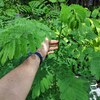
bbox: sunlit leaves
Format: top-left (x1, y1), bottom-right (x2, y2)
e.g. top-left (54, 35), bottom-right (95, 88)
top-left (91, 9), bottom-right (100, 18)
top-left (59, 5), bottom-right (100, 100)
top-left (60, 4), bottom-right (88, 24)
top-left (49, 0), bottom-right (57, 3)
top-left (0, 1), bottom-right (100, 100)
top-left (70, 5), bottom-right (88, 21)
top-left (60, 4), bottom-right (71, 23)
top-left (0, 18), bottom-right (52, 64)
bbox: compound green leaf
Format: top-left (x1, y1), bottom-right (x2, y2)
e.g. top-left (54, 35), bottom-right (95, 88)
top-left (1, 45), bottom-right (9, 65)
top-left (14, 38), bottom-right (21, 59)
top-left (28, 34), bottom-right (36, 52)
top-left (8, 40), bottom-right (16, 60)
top-left (32, 81), bottom-right (40, 99)
top-left (70, 4), bottom-right (87, 21)
top-left (20, 36), bottom-right (28, 56)
top-left (49, 0), bottom-right (57, 3)
top-left (57, 74), bottom-right (89, 100)
top-left (91, 9), bottom-right (99, 18)
top-left (60, 4), bottom-right (71, 23)
top-left (90, 52), bottom-right (100, 80)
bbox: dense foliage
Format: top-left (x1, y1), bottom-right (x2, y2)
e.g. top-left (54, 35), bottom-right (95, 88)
top-left (0, 0), bottom-right (100, 100)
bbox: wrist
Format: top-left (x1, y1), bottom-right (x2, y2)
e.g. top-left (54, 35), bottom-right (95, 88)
top-left (34, 52), bottom-right (43, 64)
top-left (27, 50), bottom-right (46, 65)
top-left (26, 53), bottom-right (40, 66)
top-left (37, 48), bottom-right (47, 60)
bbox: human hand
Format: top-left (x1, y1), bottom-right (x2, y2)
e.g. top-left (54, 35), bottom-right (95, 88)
top-left (37, 38), bottom-right (58, 59)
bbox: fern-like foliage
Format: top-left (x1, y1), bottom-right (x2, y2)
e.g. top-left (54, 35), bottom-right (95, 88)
top-left (0, 1), bottom-right (100, 100)
top-left (57, 73), bottom-right (89, 100)
top-left (90, 52), bottom-right (100, 80)
top-left (0, 18), bottom-right (53, 65)
top-left (32, 71), bottom-right (53, 99)
top-left (29, 0), bottom-right (48, 16)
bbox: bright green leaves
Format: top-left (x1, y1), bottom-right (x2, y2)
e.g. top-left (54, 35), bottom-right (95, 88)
top-left (0, 40), bottom-right (15, 65)
top-left (60, 4), bottom-right (89, 30)
top-left (0, 45), bottom-right (8, 65)
top-left (5, 9), bottom-right (17, 17)
top-left (60, 4), bottom-right (71, 23)
top-left (20, 36), bottom-right (28, 55)
top-left (0, 18), bottom-right (52, 65)
top-left (90, 52), bottom-right (100, 80)
top-left (70, 5), bottom-right (88, 21)
top-left (40, 73), bottom-right (53, 92)
top-left (8, 40), bottom-right (16, 60)
top-left (14, 39), bottom-right (21, 59)
top-left (28, 34), bottom-right (36, 52)
top-left (58, 5), bottom-right (100, 100)
top-left (79, 23), bottom-right (97, 40)
top-left (32, 73), bottom-right (53, 99)
top-left (91, 8), bottom-right (100, 18)
top-left (91, 19), bottom-right (100, 35)
top-left (58, 74), bottom-right (89, 100)
top-left (49, 0), bottom-right (66, 3)
top-left (0, 1), bottom-right (100, 100)
top-left (49, 0), bottom-right (57, 3)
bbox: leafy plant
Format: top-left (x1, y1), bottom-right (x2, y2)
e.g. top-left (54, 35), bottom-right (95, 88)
top-left (91, 7), bottom-right (100, 18)
top-left (49, 0), bottom-right (67, 3)
top-left (0, 1), bottom-right (100, 100)
top-left (0, 18), bottom-right (53, 65)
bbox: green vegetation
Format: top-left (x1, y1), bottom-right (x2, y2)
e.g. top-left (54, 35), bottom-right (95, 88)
top-left (0, 0), bottom-right (100, 100)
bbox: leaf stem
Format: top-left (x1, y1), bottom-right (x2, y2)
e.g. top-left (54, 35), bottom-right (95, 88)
top-left (57, 22), bottom-right (62, 59)
top-left (53, 22), bottom-right (62, 99)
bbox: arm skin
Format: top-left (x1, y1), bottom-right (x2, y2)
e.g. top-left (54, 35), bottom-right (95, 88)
top-left (0, 38), bottom-right (58, 100)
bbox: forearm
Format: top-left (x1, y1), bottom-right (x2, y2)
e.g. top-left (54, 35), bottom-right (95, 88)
top-left (0, 54), bottom-right (40, 100)
top-left (0, 38), bottom-right (58, 100)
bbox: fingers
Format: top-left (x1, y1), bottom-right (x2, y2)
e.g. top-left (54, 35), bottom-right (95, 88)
top-left (49, 44), bottom-right (58, 47)
top-left (49, 46), bottom-right (58, 51)
top-left (48, 39), bottom-right (58, 54)
top-left (39, 38), bottom-right (58, 58)
top-left (48, 51), bottom-right (54, 54)
top-left (49, 40), bottom-right (58, 51)
top-left (42, 38), bottom-right (58, 55)
top-left (44, 37), bottom-right (58, 46)
top-left (48, 43), bottom-right (58, 55)
top-left (49, 40), bottom-right (59, 45)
